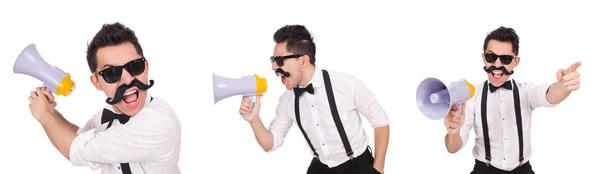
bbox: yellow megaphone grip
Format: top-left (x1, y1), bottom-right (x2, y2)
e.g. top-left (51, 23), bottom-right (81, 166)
top-left (464, 79), bottom-right (476, 99)
top-left (55, 73), bottom-right (75, 96)
top-left (255, 74), bottom-right (267, 95)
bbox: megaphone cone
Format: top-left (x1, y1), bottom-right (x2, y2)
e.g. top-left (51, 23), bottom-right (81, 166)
top-left (416, 77), bottom-right (475, 120)
top-left (13, 44), bottom-right (75, 96)
top-left (212, 73), bottom-right (267, 118)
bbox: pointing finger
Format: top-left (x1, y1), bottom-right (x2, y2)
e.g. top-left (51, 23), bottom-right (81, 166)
top-left (566, 61), bottom-right (582, 73)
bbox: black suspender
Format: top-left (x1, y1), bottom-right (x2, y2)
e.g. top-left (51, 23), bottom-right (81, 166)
top-left (103, 97), bottom-right (153, 174)
top-left (322, 70), bottom-right (354, 159)
top-left (512, 81), bottom-right (525, 165)
top-left (294, 69), bottom-right (354, 160)
top-left (481, 81), bottom-right (492, 165)
top-left (295, 91), bottom-right (319, 157)
top-left (481, 80), bottom-right (524, 166)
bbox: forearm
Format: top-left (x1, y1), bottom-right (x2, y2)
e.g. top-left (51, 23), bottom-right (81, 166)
top-left (54, 109), bottom-right (79, 133)
top-left (39, 111), bottom-right (78, 160)
top-left (249, 115), bottom-right (274, 152)
top-left (373, 125), bottom-right (389, 169)
top-left (546, 82), bottom-right (571, 104)
top-left (445, 133), bottom-right (462, 153)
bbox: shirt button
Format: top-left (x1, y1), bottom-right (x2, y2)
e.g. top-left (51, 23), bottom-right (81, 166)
top-left (500, 99), bottom-right (503, 102)
top-left (503, 158), bottom-right (506, 160)
top-left (311, 105), bottom-right (314, 107)
top-left (316, 124), bottom-right (319, 126)
top-left (502, 118), bottom-right (505, 121)
top-left (118, 167), bottom-right (121, 169)
top-left (322, 143), bottom-right (325, 146)
top-left (504, 138), bottom-right (507, 141)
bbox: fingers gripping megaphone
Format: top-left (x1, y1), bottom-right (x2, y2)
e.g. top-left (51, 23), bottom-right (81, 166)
top-left (13, 44), bottom-right (76, 96)
top-left (416, 78), bottom-right (475, 120)
top-left (212, 73), bottom-right (267, 118)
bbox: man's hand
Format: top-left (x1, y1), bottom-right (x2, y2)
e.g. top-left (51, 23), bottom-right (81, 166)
top-left (239, 95), bottom-right (263, 123)
top-left (556, 61), bottom-right (581, 91)
top-left (444, 104), bottom-right (466, 135)
top-left (29, 86), bottom-right (57, 122)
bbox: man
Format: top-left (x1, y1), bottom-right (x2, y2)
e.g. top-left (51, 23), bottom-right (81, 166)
top-left (238, 24), bottom-right (390, 174)
top-left (27, 22), bottom-right (181, 174)
top-left (443, 26), bottom-right (581, 174)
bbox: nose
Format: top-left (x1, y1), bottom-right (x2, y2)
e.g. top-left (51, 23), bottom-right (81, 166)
top-left (493, 56), bottom-right (503, 67)
top-left (271, 61), bottom-right (279, 70)
top-left (119, 68), bottom-right (135, 85)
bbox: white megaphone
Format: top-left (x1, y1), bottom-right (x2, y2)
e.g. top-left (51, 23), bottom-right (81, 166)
top-left (213, 73), bottom-right (268, 118)
top-left (416, 78), bottom-right (475, 120)
top-left (13, 44), bottom-right (76, 96)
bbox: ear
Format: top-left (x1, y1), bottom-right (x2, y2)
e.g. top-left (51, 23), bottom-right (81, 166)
top-left (301, 55), bottom-right (310, 67)
top-left (90, 75), bottom-right (102, 91)
top-left (514, 56), bottom-right (520, 66)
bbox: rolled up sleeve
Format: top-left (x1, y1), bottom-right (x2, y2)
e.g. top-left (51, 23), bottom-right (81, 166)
top-left (352, 78), bottom-right (390, 128)
top-left (526, 82), bottom-right (557, 109)
top-left (459, 99), bottom-right (476, 149)
top-left (69, 108), bottom-right (176, 168)
top-left (267, 95), bottom-right (294, 153)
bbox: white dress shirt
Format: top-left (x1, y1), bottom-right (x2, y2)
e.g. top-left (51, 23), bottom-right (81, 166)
top-left (268, 67), bottom-right (390, 168)
top-left (69, 93), bottom-right (181, 174)
top-left (460, 77), bottom-right (556, 171)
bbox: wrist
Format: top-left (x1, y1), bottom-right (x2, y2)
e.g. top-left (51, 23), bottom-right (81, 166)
top-left (38, 111), bottom-right (56, 125)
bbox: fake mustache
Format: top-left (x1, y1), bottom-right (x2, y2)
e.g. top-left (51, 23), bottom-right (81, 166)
top-left (106, 79), bottom-right (154, 105)
top-left (275, 68), bottom-right (290, 77)
top-left (483, 66), bottom-right (514, 75)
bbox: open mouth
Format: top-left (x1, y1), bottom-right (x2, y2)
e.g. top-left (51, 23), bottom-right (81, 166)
top-left (492, 71), bottom-right (504, 79)
top-left (280, 75), bottom-right (286, 85)
top-left (123, 88), bottom-right (140, 108)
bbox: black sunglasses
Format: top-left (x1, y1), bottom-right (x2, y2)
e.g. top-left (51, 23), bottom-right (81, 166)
top-left (94, 57), bottom-right (146, 83)
top-left (270, 54), bottom-right (303, 66)
top-left (484, 53), bottom-right (516, 65)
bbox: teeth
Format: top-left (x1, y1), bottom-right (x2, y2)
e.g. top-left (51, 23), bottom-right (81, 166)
top-left (493, 72), bottom-right (503, 75)
top-left (124, 90), bottom-right (137, 96)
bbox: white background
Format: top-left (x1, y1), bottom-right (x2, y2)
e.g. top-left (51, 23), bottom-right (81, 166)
top-left (0, 0), bottom-right (598, 173)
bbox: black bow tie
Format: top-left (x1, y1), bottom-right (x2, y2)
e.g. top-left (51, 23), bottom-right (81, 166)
top-left (294, 83), bottom-right (314, 97)
top-left (101, 108), bottom-right (131, 129)
top-left (489, 80), bottom-right (513, 93)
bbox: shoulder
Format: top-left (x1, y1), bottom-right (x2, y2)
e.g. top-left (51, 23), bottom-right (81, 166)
top-left (322, 69), bottom-right (356, 82)
top-left (135, 97), bottom-right (180, 130)
top-left (147, 97), bottom-right (176, 116)
top-left (321, 69), bottom-right (360, 90)
top-left (512, 79), bottom-right (537, 90)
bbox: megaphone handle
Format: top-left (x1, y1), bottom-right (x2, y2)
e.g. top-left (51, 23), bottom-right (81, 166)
top-left (455, 103), bottom-right (463, 115)
top-left (42, 83), bottom-right (55, 95)
top-left (242, 95), bottom-right (255, 118)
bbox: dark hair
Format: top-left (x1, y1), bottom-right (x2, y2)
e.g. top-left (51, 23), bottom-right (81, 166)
top-left (273, 25), bottom-right (316, 65)
top-left (86, 22), bottom-right (144, 73)
top-left (483, 26), bottom-right (520, 56)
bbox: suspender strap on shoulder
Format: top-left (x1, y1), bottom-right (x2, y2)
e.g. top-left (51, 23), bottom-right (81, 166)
top-left (322, 70), bottom-right (354, 159)
top-left (481, 80), bottom-right (492, 166)
top-left (511, 79), bottom-right (525, 166)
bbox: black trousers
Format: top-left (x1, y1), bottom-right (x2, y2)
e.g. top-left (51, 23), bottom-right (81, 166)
top-left (470, 159), bottom-right (534, 174)
top-left (306, 147), bottom-right (381, 174)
